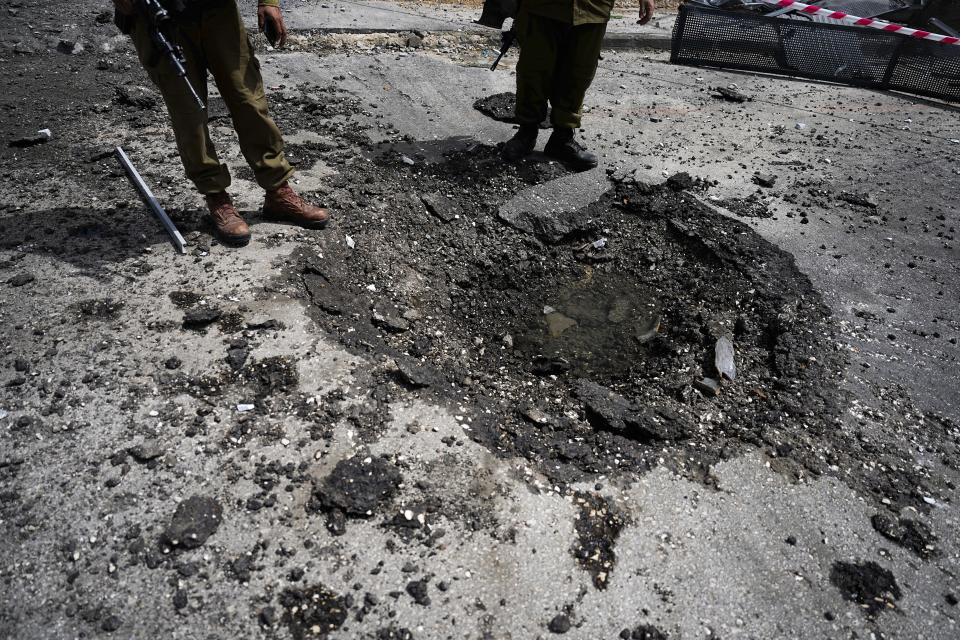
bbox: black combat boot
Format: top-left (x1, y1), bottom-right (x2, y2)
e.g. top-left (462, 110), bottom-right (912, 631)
top-left (544, 128), bottom-right (598, 171)
top-left (502, 124), bottom-right (539, 162)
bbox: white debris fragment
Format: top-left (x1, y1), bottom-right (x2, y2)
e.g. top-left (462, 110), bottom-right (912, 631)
top-left (345, 235), bottom-right (355, 249)
top-left (236, 404), bottom-right (255, 412)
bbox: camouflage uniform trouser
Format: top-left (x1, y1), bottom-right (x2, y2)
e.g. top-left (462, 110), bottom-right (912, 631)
top-left (515, 12), bottom-right (607, 130)
top-left (130, 1), bottom-right (293, 194)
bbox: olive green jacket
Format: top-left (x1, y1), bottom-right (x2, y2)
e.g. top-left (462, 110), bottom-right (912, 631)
top-left (524, 0), bottom-right (615, 25)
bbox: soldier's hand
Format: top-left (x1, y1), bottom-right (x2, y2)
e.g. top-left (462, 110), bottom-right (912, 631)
top-left (637, 0), bottom-right (655, 25)
top-left (113, 0), bottom-right (135, 15)
top-left (258, 4), bottom-right (288, 48)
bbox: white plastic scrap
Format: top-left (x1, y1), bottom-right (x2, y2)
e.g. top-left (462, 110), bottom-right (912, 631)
top-left (237, 404), bottom-right (255, 412)
top-left (345, 235), bottom-right (355, 249)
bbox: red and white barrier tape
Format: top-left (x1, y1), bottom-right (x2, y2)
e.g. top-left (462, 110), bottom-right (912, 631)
top-left (758, 0), bottom-right (960, 46)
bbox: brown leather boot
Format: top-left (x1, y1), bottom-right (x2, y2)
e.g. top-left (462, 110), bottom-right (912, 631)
top-left (263, 183), bottom-right (330, 229)
top-left (205, 192), bottom-right (250, 247)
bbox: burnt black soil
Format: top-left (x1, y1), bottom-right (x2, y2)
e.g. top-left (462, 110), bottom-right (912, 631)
top-left (830, 560), bottom-right (902, 617)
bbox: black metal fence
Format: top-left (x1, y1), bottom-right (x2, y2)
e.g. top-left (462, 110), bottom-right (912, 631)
top-left (671, 4), bottom-right (960, 102)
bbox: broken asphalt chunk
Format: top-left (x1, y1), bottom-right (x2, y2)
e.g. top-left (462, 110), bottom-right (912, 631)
top-left (405, 580), bottom-right (431, 606)
top-left (9, 129), bottom-right (51, 148)
top-left (713, 86), bottom-right (750, 103)
top-left (694, 377), bottom-right (721, 397)
top-left (576, 380), bottom-right (691, 442)
top-left (839, 191), bottom-right (878, 208)
top-left (372, 307), bottom-right (410, 333)
top-left (666, 172), bottom-right (694, 192)
top-left (420, 192), bottom-right (460, 223)
top-left (309, 456), bottom-right (403, 518)
top-left (548, 614), bottom-right (571, 634)
top-left (394, 360), bottom-right (435, 389)
top-left (576, 379), bottom-right (634, 433)
top-left (161, 496), bottom-right (223, 549)
top-left (128, 441), bottom-right (163, 463)
top-left (114, 85), bottom-right (159, 110)
top-left (499, 205), bottom-right (588, 244)
top-left (182, 307), bottom-right (221, 329)
top-left (752, 173), bottom-right (777, 188)
top-left (8, 272), bottom-right (35, 287)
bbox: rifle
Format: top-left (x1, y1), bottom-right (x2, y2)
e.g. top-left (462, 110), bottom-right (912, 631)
top-left (477, 0), bottom-right (520, 71)
top-left (117, 0), bottom-right (205, 111)
top-left (491, 27), bottom-right (517, 71)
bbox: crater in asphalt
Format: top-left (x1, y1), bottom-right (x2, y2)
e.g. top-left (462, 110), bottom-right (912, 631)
top-left (283, 134), bottom-right (854, 494)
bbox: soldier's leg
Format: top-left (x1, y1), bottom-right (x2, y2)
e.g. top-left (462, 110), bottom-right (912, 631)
top-left (549, 22), bottom-right (607, 130)
top-left (199, 1), bottom-right (293, 192)
top-left (128, 17), bottom-right (231, 194)
top-left (504, 12), bottom-right (563, 160)
top-left (515, 12), bottom-right (561, 126)
top-left (543, 22), bottom-right (606, 170)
